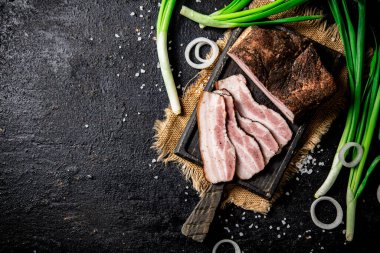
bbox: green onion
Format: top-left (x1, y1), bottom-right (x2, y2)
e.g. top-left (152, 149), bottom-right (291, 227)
top-left (210, 0), bottom-right (252, 16)
top-left (199, 0), bottom-right (252, 28)
top-left (316, 0), bottom-right (380, 241)
top-left (180, 0), bottom-right (320, 29)
top-left (157, 0), bottom-right (181, 115)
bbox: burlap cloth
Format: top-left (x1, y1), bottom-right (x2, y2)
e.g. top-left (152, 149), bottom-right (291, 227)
top-left (153, 1), bottom-right (347, 214)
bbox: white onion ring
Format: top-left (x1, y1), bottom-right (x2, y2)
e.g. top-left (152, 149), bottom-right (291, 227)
top-left (338, 142), bottom-right (363, 168)
top-left (377, 185), bottom-right (380, 204)
top-left (185, 37), bottom-right (219, 69)
top-left (212, 239), bottom-right (241, 253)
top-left (310, 196), bottom-right (343, 230)
top-left (194, 41), bottom-right (208, 63)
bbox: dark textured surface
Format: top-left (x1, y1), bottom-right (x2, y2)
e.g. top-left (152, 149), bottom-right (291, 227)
top-left (0, 1), bottom-right (379, 252)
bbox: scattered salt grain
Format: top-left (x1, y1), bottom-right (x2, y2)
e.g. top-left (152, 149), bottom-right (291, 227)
top-left (84, 124), bottom-right (89, 128)
top-left (135, 72), bottom-right (140, 77)
top-left (286, 224), bottom-right (290, 229)
top-left (116, 73), bottom-right (120, 77)
top-left (241, 217), bottom-right (246, 220)
top-left (154, 176), bottom-right (158, 180)
top-left (139, 6), bottom-right (143, 11)
top-left (140, 69), bottom-right (145, 73)
top-left (138, 37), bottom-right (142, 41)
top-left (130, 12), bottom-right (135, 16)
top-left (285, 192), bottom-right (290, 196)
top-left (249, 224), bottom-right (253, 229)
top-left (89, 37), bottom-right (93, 41)
top-left (277, 234), bottom-right (281, 238)
top-left (255, 225), bottom-right (258, 229)
top-left (115, 33), bottom-right (120, 38)
top-left (276, 227), bottom-right (280, 230)
top-left (184, 192), bottom-right (188, 195)
top-left (185, 186), bottom-right (189, 189)
top-left (235, 224), bottom-right (239, 228)
top-left (281, 220), bottom-right (286, 225)
top-left (239, 232), bottom-right (244, 237)
top-left (269, 225), bottom-right (273, 229)
top-left (152, 159), bottom-right (157, 163)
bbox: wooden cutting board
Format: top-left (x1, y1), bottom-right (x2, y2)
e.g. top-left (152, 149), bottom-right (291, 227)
top-left (174, 26), bottom-right (344, 200)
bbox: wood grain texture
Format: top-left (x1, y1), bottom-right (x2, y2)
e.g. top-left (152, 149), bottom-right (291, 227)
top-left (181, 184), bottom-right (225, 242)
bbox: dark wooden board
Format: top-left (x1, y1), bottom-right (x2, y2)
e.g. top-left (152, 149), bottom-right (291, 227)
top-left (174, 26), bottom-right (343, 200)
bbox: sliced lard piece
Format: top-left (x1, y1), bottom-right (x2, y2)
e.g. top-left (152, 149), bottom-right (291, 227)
top-left (236, 113), bottom-right (279, 164)
top-left (215, 90), bottom-right (265, 180)
top-left (197, 91), bottom-right (236, 184)
top-left (228, 26), bottom-right (336, 122)
top-left (215, 74), bottom-right (292, 148)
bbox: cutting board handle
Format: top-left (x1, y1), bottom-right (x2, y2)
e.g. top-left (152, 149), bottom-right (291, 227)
top-left (181, 183), bottom-right (225, 242)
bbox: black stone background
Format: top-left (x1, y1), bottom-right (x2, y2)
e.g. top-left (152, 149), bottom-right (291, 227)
top-left (0, 0), bottom-right (379, 252)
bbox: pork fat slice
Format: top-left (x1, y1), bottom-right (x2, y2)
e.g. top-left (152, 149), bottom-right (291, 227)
top-left (215, 74), bottom-right (292, 148)
top-left (215, 90), bottom-right (265, 180)
top-left (197, 92), bottom-right (236, 184)
top-left (237, 113), bottom-right (279, 164)
top-left (228, 26), bottom-right (336, 122)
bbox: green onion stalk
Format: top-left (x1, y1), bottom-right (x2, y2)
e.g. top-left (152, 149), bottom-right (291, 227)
top-left (157, 0), bottom-right (181, 115)
top-left (314, 0), bottom-right (380, 241)
top-left (180, 0), bottom-right (322, 29)
top-left (346, 44), bottom-right (380, 241)
top-left (314, 0), bottom-right (365, 198)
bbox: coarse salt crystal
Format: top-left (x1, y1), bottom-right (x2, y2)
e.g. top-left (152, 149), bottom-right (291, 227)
top-left (115, 33), bottom-right (120, 38)
top-left (153, 176), bottom-right (158, 179)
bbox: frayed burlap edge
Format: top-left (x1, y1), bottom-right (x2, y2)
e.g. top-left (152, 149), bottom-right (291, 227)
top-left (153, 3), bottom-right (346, 214)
